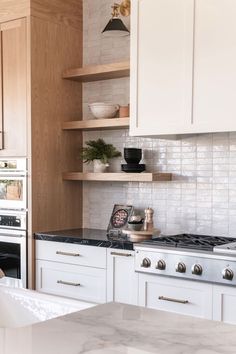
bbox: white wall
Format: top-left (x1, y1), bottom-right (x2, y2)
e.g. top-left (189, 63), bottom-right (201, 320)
top-left (83, 0), bottom-right (236, 237)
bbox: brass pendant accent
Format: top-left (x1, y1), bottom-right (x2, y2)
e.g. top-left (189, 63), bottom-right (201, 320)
top-left (119, 0), bottom-right (131, 17)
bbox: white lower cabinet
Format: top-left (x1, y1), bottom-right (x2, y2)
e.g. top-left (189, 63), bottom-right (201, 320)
top-left (106, 249), bottom-right (138, 305)
top-left (36, 241), bottom-right (236, 324)
top-left (213, 285), bottom-right (236, 325)
top-left (36, 240), bottom-right (107, 304)
top-left (36, 260), bottom-right (106, 303)
top-left (138, 274), bottom-right (213, 319)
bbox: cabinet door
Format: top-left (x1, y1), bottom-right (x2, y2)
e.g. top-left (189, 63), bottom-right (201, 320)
top-left (130, 0), bottom-right (194, 136)
top-left (107, 249), bottom-right (138, 305)
top-left (0, 18), bottom-right (27, 156)
top-left (213, 285), bottom-right (236, 325)
top-left (139, 274), bottom-right (213, 319)
top-left (193, 0), bottom-right (236, 133)
top-left (36, 260), bottom-right (106, 304)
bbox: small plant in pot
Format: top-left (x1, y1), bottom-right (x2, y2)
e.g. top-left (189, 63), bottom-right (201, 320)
top-left (82, 138), bottom-right (121, 173)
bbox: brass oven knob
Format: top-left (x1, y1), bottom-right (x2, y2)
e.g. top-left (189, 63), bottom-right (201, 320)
top-left (156, 259), bottom-right (166, 270)
top-left (175, 262), bottom-right (186, 273)
top-left (191, 264), bottom-right (203, 276)
top-left (222, 268), bottom-right (234, 281)
top-left (141, 258), bottom-right (151, 268)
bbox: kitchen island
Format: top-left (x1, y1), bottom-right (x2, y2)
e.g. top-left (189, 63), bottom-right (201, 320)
top-left (2, 302), bottom-right (236, 354)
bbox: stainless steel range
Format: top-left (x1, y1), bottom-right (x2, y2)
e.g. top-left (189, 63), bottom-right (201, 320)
top-left (135, 234), bottom-right (236, 286)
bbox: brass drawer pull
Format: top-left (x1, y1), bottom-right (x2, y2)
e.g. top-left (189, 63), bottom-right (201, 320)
top-left (56, 251), bottom-right (80, 257)
top-left (57, 280), bottom-right (80, 287)
top-left (158, 296), bottom-right (189, 304)
top-left (110, 252), bottom-right (132, 257)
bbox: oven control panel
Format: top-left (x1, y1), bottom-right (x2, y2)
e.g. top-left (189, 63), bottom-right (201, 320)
top-left (0, 215), bottom-right (21, 227)
top-left (0, 213), bottom-right (26, 230)
top-left (135, 248), bottom-right (236, 286)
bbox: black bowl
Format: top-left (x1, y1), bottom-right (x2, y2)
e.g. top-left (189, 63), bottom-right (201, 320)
top-left (124, 148), bottom-right (142, 164)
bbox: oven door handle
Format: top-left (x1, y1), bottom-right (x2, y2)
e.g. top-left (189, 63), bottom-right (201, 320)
top-left (0, 174), bottom-right (26, 177)
top-left (0, 233), bottom-right (25, 238)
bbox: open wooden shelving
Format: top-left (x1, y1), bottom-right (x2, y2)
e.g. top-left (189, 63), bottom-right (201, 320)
top-left (62, 172), bottom-right (172, 182)
top-left (62, 61), bottom-right (130, 82)
top-left (62, 117), bottom-right (130, 131)
top-left (62, 59), bottom-right (173, 184)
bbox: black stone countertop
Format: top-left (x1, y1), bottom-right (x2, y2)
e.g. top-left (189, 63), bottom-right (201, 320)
top-left (34, 228), bottom-right (135, 250)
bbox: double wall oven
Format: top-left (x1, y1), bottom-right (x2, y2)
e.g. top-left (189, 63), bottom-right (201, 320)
top-left (0, 159), bottom-right (27, 287)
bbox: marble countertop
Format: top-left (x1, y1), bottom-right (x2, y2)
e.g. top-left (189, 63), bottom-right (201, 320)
top-left (35, 228), bottom-right (134, 250)
top-left (2, 302), bottom-right (236, 354)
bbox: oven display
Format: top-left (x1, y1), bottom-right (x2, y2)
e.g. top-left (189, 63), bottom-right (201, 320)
top-left (0, 242), bottom-right (21, 279)
top-left (0, 216), bottom-right (21, 228)
top-left (0, 180), bottom-right (23, 201)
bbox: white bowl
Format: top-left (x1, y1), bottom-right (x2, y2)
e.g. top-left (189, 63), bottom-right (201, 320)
top-left (89, 102), bottom-right (119, 119)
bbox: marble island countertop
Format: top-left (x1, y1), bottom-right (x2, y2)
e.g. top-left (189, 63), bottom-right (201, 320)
top-left (35, 228), bottom-right (135, 250)
top-left (2, 302), bottom-right (236, 354)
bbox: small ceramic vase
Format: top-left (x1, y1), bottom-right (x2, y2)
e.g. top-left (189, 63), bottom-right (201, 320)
top-left (93, 159), bottom-right (109, 173)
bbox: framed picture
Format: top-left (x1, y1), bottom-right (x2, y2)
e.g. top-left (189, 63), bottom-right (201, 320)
top-left (107, 204), bottom-right (133, 236)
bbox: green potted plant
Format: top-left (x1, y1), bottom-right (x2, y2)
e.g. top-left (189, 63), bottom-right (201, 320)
top-left (82, 138), bottom-right (121, 172)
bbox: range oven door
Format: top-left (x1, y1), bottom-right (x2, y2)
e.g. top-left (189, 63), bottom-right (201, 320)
top-left (0, 229), bottom-right (26, 287)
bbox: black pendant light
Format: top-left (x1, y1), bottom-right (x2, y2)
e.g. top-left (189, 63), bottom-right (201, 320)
top-left (102, 1), bottom-right (130, 37)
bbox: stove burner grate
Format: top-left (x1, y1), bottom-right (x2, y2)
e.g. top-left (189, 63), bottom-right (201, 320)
top-left (143, 234), bottom-right (236, 251)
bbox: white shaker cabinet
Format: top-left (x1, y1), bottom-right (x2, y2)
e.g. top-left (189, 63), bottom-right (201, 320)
top-left (36, 241), bottom-right (107, 304)
top-left (107, 249), bottom-right (138, 305)
top-left (138, 274), bottom-right (213, 319)
top-left (131, 0), bottom-right (236, 136)
top-left (213, 285), bottom-right (236, 325)
top-left (130, 0), bottom-right (194, 136)
top-left (193, 0), bottom-right (236, 133)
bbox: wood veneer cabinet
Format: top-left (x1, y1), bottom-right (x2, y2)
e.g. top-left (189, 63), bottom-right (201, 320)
top-left (0, 0), bottom-right (83, 288)
top-left (0, 18), bottom-right (27, 156)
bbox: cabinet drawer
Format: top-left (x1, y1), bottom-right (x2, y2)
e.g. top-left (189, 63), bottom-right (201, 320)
top-left (139, 274), bottom-right (212, 319)
top-left (36, 240), bottom-right (106, 268)
top-left (36, 260), bottom-right (106, 304)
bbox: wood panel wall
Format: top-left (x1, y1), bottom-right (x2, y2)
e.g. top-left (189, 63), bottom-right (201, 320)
top-left (0, 0), bottom-right (29, 22)
top-left (31, 15), bottom-right (83, 232)
top-left (31, 0), bottom-right (82, 29)
top-left (29, 0), bottom-right (83, 287)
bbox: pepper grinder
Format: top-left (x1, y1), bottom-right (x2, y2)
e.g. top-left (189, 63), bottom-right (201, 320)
top-left (143, 208), bottom-right (154, 231)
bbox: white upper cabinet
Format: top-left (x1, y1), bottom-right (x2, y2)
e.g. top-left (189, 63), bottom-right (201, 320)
top-left (193, 0), bottom-right (236, 133)
top-left (130, 0), bottom-right (194, 136)
top-left (130, 0), bottom-right (236, 136)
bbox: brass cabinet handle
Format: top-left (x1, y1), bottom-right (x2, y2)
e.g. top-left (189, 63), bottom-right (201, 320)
top-left (56, 251), bottom-right (80, 257)
top-left (158, 296), bottom-right (189, 304)
top-left (57, 280), bottom-right (80, 287)
top-left (110, 251), bottom-right (132, 257)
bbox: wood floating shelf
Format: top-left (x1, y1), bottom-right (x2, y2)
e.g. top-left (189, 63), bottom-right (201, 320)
top-left (62, 172), bottom-right (172, 182)
top-left (62, 117), bottom-right (130, 131)
top-left (62, 61), bottom-right (130, 82)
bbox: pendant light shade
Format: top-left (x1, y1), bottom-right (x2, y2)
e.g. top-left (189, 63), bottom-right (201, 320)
top-left (102, 1), bottom-right (130, 37)
top-left (102, 17), bottom-right (130, 37)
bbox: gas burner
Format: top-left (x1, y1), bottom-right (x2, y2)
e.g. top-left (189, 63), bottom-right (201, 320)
top-left (142, 234), bottom-right (236, 251)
